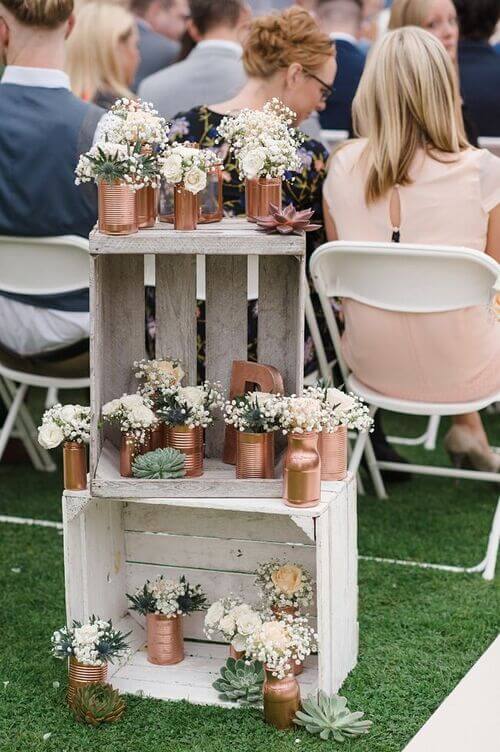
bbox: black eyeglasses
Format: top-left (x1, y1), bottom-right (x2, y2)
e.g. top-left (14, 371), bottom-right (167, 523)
top-left (304, 71), bottom-right (334, 102)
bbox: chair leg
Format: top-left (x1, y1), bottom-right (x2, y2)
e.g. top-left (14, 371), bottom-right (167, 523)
top-left (364, 435), bottom-right (388, 500)
top-left (0, 381), bottom-right (28, 461)
top-left (45, 386), bottom-right (59, 408)
top-left (304, 284), bottom-right (331, 384)
top-left (423, 415), bottom-right (441, 451)
top-left (347, 431), bottom-right (365, 495)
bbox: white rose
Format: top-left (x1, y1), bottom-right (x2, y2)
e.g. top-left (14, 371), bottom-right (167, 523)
top-left (231, 634), bottom-right (248, 652)
top-left (121, 394), bottom-right (144, 409)
top-left (219, 613), bottom-right (236, 637)
top-left (231, 603), bottom-right (252, 619)
top-left (161, 153), bottom-right (183, 183)
top-left (101, 398), bottom-right (122, 416)
top-left (241, 147), bottom-right (266, 178)
top-left (205, 601), bottom-right (225, 628)
top-left (38, 423), bottom-right (64, 449)
top-left (130, 405), bottom-right (155, 425)
top-left (235, 611), bottom-right (261, 637)
top-left (183, 167), bottom-right (206, 194)
top-left (59, 404), bottom-right (78, 423)
top-left (178, 386), bottom-right (205, 407)
top-left (326, 388), bottom-right (356, 412)
top-left (259, 621), bottom-right (288, 650)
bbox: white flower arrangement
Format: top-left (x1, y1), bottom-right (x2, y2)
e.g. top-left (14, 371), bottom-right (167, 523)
top-left (245, 614), bottom-right (317, 679)
top-left (255, 560), bottom-right (314, 611)
top-left (156, 381), bottom-right (224, 428)
top-left (101, 393), bottom-right (157, 443)
top-left (160, 143), bottom-right (219, 194)
top-left (277, 395), bottom-right (324, 434)
top-left (75, 142), bottom-right (145, 187)
top-left (96, 98), bottom-right (169, 148)
top-left (217, 99), bottom-right (304, 180)
top-left (134, 357), bottom-right (184, 398)
top-left (127, 575), bottom-right (207, 617)
top-left (51, 616), bottom-right (130, 667)
top-left (304, 386), bottom-right (373, 433)
top-left (38, 403), bottom-right (91, 449)
top-left (204, 597), bottom-right (262, 653)
top-left (223, 392), bottom-right (282, 434)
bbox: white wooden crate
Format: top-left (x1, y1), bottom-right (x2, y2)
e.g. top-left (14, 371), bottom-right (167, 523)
top-left (63, 474), bottom-right (358, 704)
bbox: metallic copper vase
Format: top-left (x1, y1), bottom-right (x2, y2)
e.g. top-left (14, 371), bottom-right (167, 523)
top-left (67, 657), bottom-right (107, 706)
top-left (98, 180), bottom-right (138, 235)
top-left (199, 163), bottom-right (223, 223)
top-left (165, 425), bottom-right (203, 477)
top-left (174, 184), bottom-right (198, 231)
top-left (136, 185), bottom-right (157, 228)
top-left (246, 178), bottom-right (282, 221)
top-left (158, 178), bottom-right (174, 223)
top-left (146, 613), bottom-right (184, 665)
top-left (283, 432), bottom-right (321, 508)
top-left (229, 645), bottom-right (245, 661)
top-left (120, 432), bottom-right (137, 477)
top-left (236, 432), bottom-right (275, 479)
top-left (263, 670), bottom-right (300, 730)
top-left (318, 426), bottom-right (347, 481)
top-left (150, 423), bottom-right (163, 451)
top-left (63, 441), bottom-right (87, 491)
top-left (245, 178), bottom-right (259, 221)
top-left (140, 429), bottom-right (152, 454)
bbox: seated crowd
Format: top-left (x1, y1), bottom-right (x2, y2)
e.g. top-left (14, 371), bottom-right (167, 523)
top-left (0, 0), bottom-right (499, 472)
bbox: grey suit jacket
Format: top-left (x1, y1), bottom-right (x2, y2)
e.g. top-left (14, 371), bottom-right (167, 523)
top-left (133, 20), bottom-right (180, 92)
top-left (138, 42), bottom-right (246, 119)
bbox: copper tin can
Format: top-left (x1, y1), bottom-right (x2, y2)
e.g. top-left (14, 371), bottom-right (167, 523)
top-left (283, 432), bottom-right (321, 508)
top-left (160, 421), bottom-right (170, 449)
top-left (199, 163), bottom-right (223, 223)
top-left (174, 184), bottom-right (198, 231)
top-left (63, 441), bottom-right (87, 491)
top-left (245, 178), bottom-right (259, 221)
top-left (236, 432), bottom-right (275, 479)
top-left (120, 432), bottom-right (137, 477)
top-left (140, 429), bottom-right (152, 455)
top-left (256, 177), bottom-right (282, 217)
top-left (136, 185), bottom-right (157, 229)
top-left (98, 180), bottom-right (138, 235)
top-left (318, 426), bottom-right (347, 481)
top-left (229, 645), bottom-right (245, 661)
top-left (67, 657), bottom-right (107, 706)
top-left (146, 613), bottom-right (184, 665)
top-left (263, 670), bottom-right (300, 730)
top-left (165, 425), bottom-right (203, 477)
top-left (150, 424), bottom-right (163, 451)
top-left (158, 178), bottom-right (174, 223)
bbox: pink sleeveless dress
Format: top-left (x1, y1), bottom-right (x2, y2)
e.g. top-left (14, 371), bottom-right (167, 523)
top-left (323, 141), bottom-right (500, 403)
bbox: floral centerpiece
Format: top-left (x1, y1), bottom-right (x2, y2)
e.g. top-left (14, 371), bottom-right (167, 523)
top-left (224, 392), bottom-right (282, 479)
top-left (38, 403), bottom-right (91, 490)
top-left (255, 560), bottom-right (314, 615)
top-left (127, 575), bottom-right (207, 665)
top-left (134, 357), bottom-right (185, 450)
top-left (101, 394), bottom-right (157, 477)
top-left (278, 395), bottom-right (324, 507)
top-left (204, 597), bottom-right (262, 657)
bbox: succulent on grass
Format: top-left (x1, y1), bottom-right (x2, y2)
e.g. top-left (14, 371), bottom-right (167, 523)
top-left (294, 692), bottom-right (372, 742)
top-left (132, 448), bottom-right (186, 479)
top-left (72, 683), bottom-right (126, 726)
top-left (255, 204), bottom-right (322, 236)
top-left (212, 658), bottom-right (265, 705)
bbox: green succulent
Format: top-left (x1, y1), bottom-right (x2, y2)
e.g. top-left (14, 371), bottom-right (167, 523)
top-left (72, 683), bottom-right (126, 726)
top-left (213, 658), bottom-right (265, 705)
top-left (132, 448), bottom-right (186, 479)
top-left (294, 692), bottom-right (372, 742)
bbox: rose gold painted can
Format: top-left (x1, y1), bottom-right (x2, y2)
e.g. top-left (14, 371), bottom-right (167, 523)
top-left (165, 425), bottom-right (203, 477)
top-left (67, 657), bottom-right (107, 706)
top-left (174, 184), bottom-right (198, 231)
top-left (245, 178), bottom-right (259, 221)
top-left (229, 645), bottom-right (245, 660)
top-left (140, 429), bottom-right (152, 454)
top-left (120, 432), bottom-right (137, 477)
top-left (98, 181), bottom-right (138, 235)
top-left (263, 670), bottom-right (300, 730)
top-left (199, 163), bottom-right (223, 223)
top-left (146, 613), bottom-right (184, 665)
top-left (236, 432), bottom-right (275, 479)
top-left (257, 177), bottom-right (282, 217)
top-left (63, 441), bottom-right (87, 491)
top-left (136, 185), bottom-right (157, 228)
top-left (283, 432), bottom-right (321, 508)
top-left (150, 424), bottom-right (163, 451)
top-left (160, 421), bottom-right (170, 449)
top-left (319, 426), bottom-right (347, 481)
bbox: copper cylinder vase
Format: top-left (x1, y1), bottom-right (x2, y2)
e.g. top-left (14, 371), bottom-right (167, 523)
top-left (67, 657), bottom-right (107, 706)
top-left (319, 426), bottom-right (347, 481)
top-left (263, 670), bottom-right (300, 730)
top-left (229, 645), bottom-right (245, 661)
top-left (63, 441), bottom-right (87, 491)
top-left (98, 181), bottom-right (138, 235)
top-left (283, 432), bottom-right (321, 508)
top-left (245, 178), bottom-right (259, 222)
top-left (257, 177), bottom-right (282, 217)
top-left (120, 432), bottom-right (137, 477)
top-left (174, 184), bottom-right (198, 231)
top-left (199, 163), bottom-right (223, 223)
top-left (150, 423), bottom-right (163, 451)
top-left (140, 429), bottom-right (152, 455)
top-left (236, 432), bottom-right (275, 479)
top-left (165, 425), bottom-right (203, 477)
top-left (146, 613), bottom-right (184, 665)
top-left (158, 178), bottom-right (174, 223)
top-left (136, 185), bottom-right (157, 229)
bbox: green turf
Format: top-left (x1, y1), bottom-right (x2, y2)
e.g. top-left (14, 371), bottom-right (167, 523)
top-left (0, 397), bottom-right (499, 752)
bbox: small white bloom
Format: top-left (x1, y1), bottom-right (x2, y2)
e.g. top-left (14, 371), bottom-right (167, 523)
top-left (38, 423), bottom-right (64, 449)
top-left (10, 567), bottom-right (21, 574)
top-left (178, 386), bottom-right (205, 407)
top-left (42, 733), bottom-right (52, 741)
top-left (59, 404), bottom-right (78, 423)
top-left (205, 601), bottom-right (225, 627)
top-left (241, 147), bottom-right (266, 179)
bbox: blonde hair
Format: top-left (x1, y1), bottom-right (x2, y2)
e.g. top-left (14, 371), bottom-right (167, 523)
top-left (243, 6), bottom-right (333, 79)
top-left (1, 0), bottom-right (74, 28)
top-left (352, 27), bottom-right (469, 204)
top-left (388, 0), bottom-right (434, 30)
top-left (66, 1), bottom-right (135, 101)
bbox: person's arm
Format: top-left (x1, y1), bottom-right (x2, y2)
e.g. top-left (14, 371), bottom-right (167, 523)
top-left (486, 203), bottom-right (500, 264)
top-left (322, 195), bottom-right (339, 241)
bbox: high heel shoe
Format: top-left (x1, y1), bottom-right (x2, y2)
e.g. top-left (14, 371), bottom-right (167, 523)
top-left (444, 426), bottom-right (500, 473)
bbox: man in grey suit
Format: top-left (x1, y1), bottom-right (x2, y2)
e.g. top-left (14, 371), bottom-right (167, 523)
top-left (139, 0), bottom-right (251, 119)
top-left (132, 0), bottom-right (190, 90)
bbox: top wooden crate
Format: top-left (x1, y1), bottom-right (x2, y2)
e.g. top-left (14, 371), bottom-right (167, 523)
top-left (89, 218), bottom-right (306, 498)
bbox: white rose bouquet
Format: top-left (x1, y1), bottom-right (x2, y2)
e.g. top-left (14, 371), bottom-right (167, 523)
top-left (51, 615), bottom-right (130, 667)
top-left (160, 143), bottom-right (219, 194)
top-left (245, 614), bottom-right (317, 679)
top-left (156, 381), bottom-right (224, 428)
top-left (38, 403), bottom-right (91, 449)
top-left (204, 597), bottom-right (262, 653)
top-left (134, 357), bottom-right (185, 399)
top-left (101, 393), bottom-right (157, 444)
top-left (277, 395), bottom-right (324, 434)
top-left (223, 392), bottom-right (282, 434)
top-left (255, 559), bottom-right (314, 611)
top-left (304, 385), bottom-right (373, 433)
top-left (127, 575), bottom-right (207, 618)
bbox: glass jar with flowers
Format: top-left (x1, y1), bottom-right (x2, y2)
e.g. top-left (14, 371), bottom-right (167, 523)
top-left (204, 596), bottom-right (262, 660)
top-left (223, 392), bottom-right (282, 479)
top-left (101, 394), bottom-right (157, 477)
top-left (134, 357), bottom-right (185, 449)
top-left (278, 395), bottom-right (324, 507)
top-left (38, 404), bottom-right (91, 490)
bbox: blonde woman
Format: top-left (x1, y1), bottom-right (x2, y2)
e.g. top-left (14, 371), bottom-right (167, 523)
top-left (66, 2), bottom-right (140, 109)
top-left (323, 28), bottom-right (500, 470)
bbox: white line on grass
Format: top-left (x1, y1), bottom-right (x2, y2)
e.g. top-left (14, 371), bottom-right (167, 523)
top-left (0, 515), bottom-right (63, 530)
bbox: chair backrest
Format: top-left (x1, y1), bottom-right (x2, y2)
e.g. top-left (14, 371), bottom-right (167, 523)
top-left (320, 129), bottom-right (349, 151)
top-left (0, 235), bottom-right (89, 295)
top-left (478, 136), bottom-right (500, 158)
top-left (310, 241), bottom-right (499, 314)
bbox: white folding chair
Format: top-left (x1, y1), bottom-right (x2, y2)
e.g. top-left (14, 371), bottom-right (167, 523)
top-left (478, 136), bottom-right (500, 158)
top-left (310, 240), bottom-right (500, 580)
top-left (0, 236), bottom-right (91, 471)
top-left (320, 129), bottom-right (349, 152)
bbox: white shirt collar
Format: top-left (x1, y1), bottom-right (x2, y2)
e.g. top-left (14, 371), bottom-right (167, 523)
top-left (195, 40), bottom-right (243, 57)
top-left (329, 32), bottom-right (358, 46)
top-left (1, 66), bottom-right (71, 89)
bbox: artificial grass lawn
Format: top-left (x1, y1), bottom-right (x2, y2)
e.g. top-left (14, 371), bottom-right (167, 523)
top-left (0, 396), bottom-right (499, 752)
